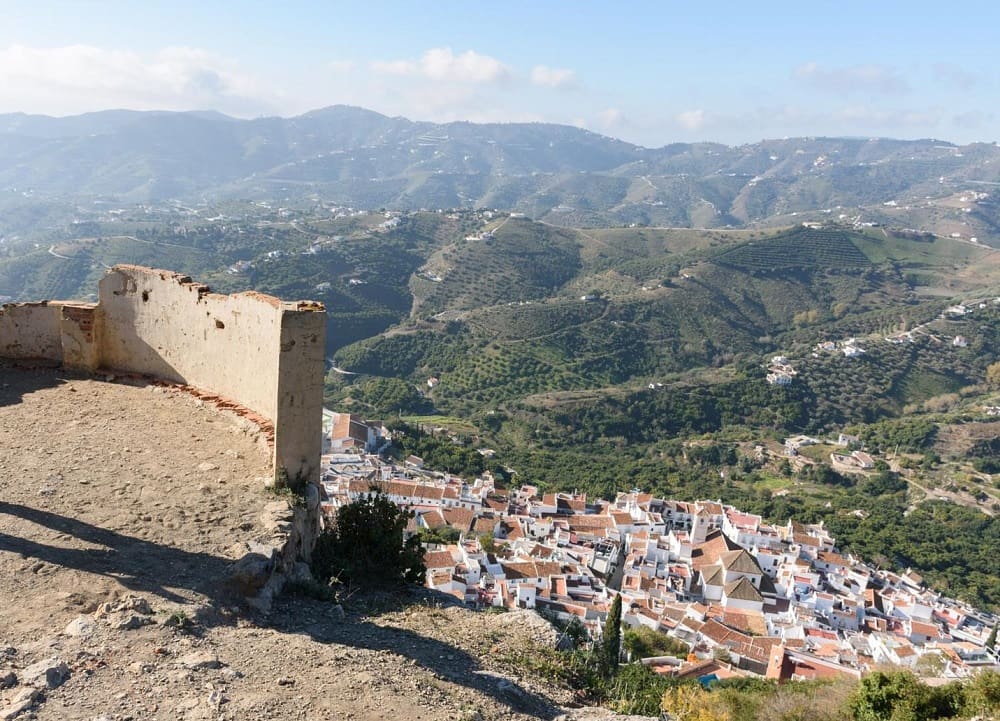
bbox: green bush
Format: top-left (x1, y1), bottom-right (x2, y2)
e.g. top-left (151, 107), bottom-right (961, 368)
top-left (312, 488), bottom-right (425, 587)
top-left (607, 663), bottom-right (672, 715)
top-left (850, 671), bottom-right (964, 721)
top-left (622, 625), bottom-right (690, 660)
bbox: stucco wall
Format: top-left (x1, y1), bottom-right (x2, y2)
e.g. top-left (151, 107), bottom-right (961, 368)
top-left (273, 308), bottom-right (328, 487)
top-left (98, 267), bottom-right (287, 422)
top-left (0, 302), bottom-right (63, 361)
top-left (58, 303), bottom-right (101, 370)
top-left (0, 265), bottom-right (327, 487)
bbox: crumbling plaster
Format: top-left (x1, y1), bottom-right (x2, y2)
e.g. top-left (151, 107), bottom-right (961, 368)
top-left (0, 265), bottom-right (326, 489)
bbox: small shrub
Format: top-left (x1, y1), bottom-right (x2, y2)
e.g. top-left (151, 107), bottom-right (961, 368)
top-left (607, 663), bottom-right (671, 715)
top-left (312, 487), bottom-right (425, 588)
top-left (163, 610), bottom-right (195, 633)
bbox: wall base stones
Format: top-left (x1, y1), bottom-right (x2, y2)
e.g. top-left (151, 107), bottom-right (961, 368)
top-left (228, 481), bottom-right (324, 613)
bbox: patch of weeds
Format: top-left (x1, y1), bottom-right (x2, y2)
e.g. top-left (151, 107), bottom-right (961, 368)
top-left (458, 706), bottom-right (484, 721)
top-left (163, 610), bottom-right (195, 633)
top-left (284, 578), bottom-right (337, 603)
top-left (271, 467), bottom-right (309, 499)
top-left (265, 483), bottom-right (303, 506)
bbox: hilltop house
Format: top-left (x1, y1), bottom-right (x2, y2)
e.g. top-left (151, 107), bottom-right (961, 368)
top-left (324, 410), bottom-right (379, 453)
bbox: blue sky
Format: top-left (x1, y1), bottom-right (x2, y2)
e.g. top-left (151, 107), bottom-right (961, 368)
top-left (1, 1), bottom-right (997, 146)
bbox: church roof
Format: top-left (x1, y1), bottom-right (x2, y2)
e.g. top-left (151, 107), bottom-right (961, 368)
top-left (701, 565), bottom-right (725, 588)
top-left (690, 530), bottom-right (742, 571)
top-left (724, 577), bottom-right (764, 604)
top-left (720, 549), bottom-right (764, 575)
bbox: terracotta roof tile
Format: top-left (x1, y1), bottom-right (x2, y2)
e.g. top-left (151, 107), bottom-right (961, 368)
top-left (442, 507), bottom-right (475, 532)
top-left (567, 515), bottom-right (613, 530)
top-left (724, 577), bottom-right (764, 604)
top-left (424, 550), bottom-right (457, 569)
top-left (690, 531), bottom-right (743, 571)
top-left (720, 549), bottom-right (764, 575)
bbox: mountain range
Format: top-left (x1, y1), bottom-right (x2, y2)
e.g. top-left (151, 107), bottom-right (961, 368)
top-left (3, 106), bottom-right (1000, 239)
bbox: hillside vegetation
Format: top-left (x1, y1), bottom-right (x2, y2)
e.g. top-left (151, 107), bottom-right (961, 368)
top-left (4, 202), bottom-right (1000, 606)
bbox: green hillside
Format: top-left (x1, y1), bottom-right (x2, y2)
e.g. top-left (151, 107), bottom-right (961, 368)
top-left (712, 226), bottom-right (871, 271)
top-left (5, 202), bottom-right (1000, 607)
top-left (7, 111), bottom-right (1000, 247)
top-left (412, 217), bottom-right (582, 316)
top-left (329, 220), bottom-right (1000, 427)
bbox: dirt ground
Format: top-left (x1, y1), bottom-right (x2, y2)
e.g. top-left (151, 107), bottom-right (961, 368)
top-left (933, 419), bottom-right (1000, 458)
top-left (0, 365), bottom-right (636, 721)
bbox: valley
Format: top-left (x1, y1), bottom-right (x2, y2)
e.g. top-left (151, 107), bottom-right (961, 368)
top-left (3, 196), bottom-right (999, 608)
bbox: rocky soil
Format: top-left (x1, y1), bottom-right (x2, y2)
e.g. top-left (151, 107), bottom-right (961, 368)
top-left (0, 366), bottom-right (649, 720)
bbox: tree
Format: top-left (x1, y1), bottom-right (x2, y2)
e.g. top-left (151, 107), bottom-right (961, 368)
top-left (963, 670), bottom-right (1000, 718)
top-left (623, 626), bottom-right (689, 661)
top-left (600, 594), bottom-right (623, 678)
top-left (914, 651), bottom-right (945, 678)
top-left (417, 526), bottom-right (461, 545)
top-left (478, 533), bottom-right (497, 554)
top-left (850, 670), bottom-right (963, 721)
top-left (987, 624), bottom-right (998, 651)
top-left (986, 361), bottom-right (1000, 388)
top-left (311, 487), bottom-right (425, 587)
top-left (851, 671), bottom-right (923, 721)
top-left (357, 377), bottom-right (426, 415)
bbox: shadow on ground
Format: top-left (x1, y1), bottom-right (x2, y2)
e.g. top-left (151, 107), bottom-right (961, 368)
top-left (0, 501), bottom-right (230, 606)
top-left (0, 501), bottom-right (564, 719)
top-left (0, 361), bottom-right (73, 408)
top-left (273, 589), bottom-right (567, 719)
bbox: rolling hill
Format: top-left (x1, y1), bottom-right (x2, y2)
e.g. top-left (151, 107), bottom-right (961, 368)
top-left (2, 107), bottom-right (1000, 245)
top-left (5, 200), bottom-right (1000, 607)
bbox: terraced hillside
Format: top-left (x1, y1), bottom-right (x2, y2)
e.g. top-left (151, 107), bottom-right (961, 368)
top-left (4, 199), bottom-right (999, 434)
top-left (329, 220), bottom-right (1000, 427)
top-left (411, 217), bottom-right (582, 316)
top-left (713, 226), bottom-right (871, 271)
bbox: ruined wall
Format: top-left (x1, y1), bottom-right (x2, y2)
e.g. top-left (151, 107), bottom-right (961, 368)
top-left (0, 301), bottom-right (102, 370)
top-left (98, 267), bottom-right (286, 426)
top-left (59, 303), bottom-right (102, 370)
top-left (0, 265), bottom-right (327, 488)
top-left (0, 302), bottom-right (63, 361)
top-left (97, 266), bottom-right (326, 486)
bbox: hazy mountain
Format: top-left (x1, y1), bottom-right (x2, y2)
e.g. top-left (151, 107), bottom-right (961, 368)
top-left (2, 106), bottom-right (1000, 241)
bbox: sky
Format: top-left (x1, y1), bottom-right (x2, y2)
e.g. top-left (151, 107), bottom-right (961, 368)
top-left (0, 1), bottom-right (997, 147)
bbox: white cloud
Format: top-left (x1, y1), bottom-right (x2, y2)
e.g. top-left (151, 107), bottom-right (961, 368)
top-left (530, 65), bottom-right (577, 89)
top-left (597, 107), bottom-right (625, 130)
top-left (675, 109), bottom-right (706, 131)
top-left (793, 62), bottom-right (909, 95)
top-left (0, 44), bottom-right (272, 116)
top-left (371, 47), bottom-right (510, 84)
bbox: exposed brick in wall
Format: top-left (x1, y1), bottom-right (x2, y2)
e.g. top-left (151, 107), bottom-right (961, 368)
top-left (168, 383), bottom-right (276, 448)
top-left (61, 305), bottom-right (96, 341)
